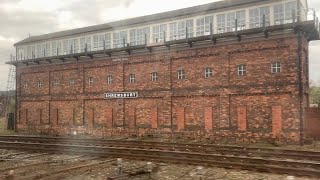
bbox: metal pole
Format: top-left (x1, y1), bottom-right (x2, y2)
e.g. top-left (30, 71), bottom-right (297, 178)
top-left (292, 10), bottom-right (296, 23)
top-left (235, 19), bottom-right (238, 33)
top-left (262, 14), bottom-right (266, 29)
top-left (145, 34), bottom-right (147, 45)
top-left (186, 27), bottom-right (188, 39)
top-left (122, 37), bottom-right (126, 47)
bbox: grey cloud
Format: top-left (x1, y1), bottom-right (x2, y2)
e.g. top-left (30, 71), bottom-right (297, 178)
top-left (56, 0), bottom-right (135, 27)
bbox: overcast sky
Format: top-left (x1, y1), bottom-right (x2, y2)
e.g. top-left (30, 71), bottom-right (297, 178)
top-left (0, 0), bottom-right (319, 91)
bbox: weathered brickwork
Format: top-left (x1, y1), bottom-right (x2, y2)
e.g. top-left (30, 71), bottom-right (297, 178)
top-left (305, 108), bottom-right (320, 139)
top-left (0, 96), bottom-right (5, 117)
top-left (15, 33), bottom-right (310, 144)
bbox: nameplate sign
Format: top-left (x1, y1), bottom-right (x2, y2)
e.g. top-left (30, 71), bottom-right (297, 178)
top-left (112, 58), bottom-right (128, 62)
top-left (105, 92), bottom-right (138, 99)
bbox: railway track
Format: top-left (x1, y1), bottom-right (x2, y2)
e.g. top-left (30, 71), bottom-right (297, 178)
top-left (0, 136), bottom-right (319, 178)
top-left (0, 135), bottom-right (319, 162)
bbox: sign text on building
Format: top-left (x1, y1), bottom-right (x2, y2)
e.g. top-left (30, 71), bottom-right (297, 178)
top-left (105, 92), bottom-right (138, 99)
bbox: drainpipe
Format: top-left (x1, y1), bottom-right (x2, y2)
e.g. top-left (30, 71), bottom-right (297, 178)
top-left (297, 30), bottom-right (304, 146)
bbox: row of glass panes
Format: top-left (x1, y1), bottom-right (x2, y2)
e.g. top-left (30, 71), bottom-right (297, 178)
top-left (17, 1), bottom-right (298, 60)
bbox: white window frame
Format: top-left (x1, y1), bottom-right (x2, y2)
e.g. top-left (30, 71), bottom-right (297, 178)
top-left (151, 72), bottom-right (158, 81)
top-left (284, 1), bottom-right (297, 23)
top-left (45, 43), bottom-right (50, 57)
top-left (153, 24), bottom-right (167, 42)
top-left (178, 69), bottom-right (185, 80)
top-left (113, 31), bottom-right (128, 48)
top-left (238, 65), bottom-right (246, 76)
top-left (129, 74), bottom-right (136, 83)
top-left (71, 39), bottom-right (79, 53)
top-left (196, 16), bottom-right (213, 36)
top-left (105, 33), bottom-right (112, 49)
top-left (37, 81), bottom-right (43, 89)
top-left (169, 20), bottom-right (193, 40)
top-left (107, 76), bottom-right (113, 84)
top-left (274, 4), bottom-right (285, 25)
top-left (52, 80), bottom-right (60, 87)
top-left (69, 79), bottom-right (75, 86)
top-left (89, 77), bottom-right (94, 86)
top-left (271, 62), bottom-right (281, 73)
top-left (130, 27), bottom-right (150, 46)
top-left (205, 67), bottom-right (213, 78)
top-left (63, 40), bottom-right (69, 55)
top-left (23, 82), bottom-right (28, 89)
top-left (249, 6), bottom-right (270, 28)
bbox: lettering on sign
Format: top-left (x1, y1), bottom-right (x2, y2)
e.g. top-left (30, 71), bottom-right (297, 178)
top-left (112, 58), bottom-right (128, 62)
top-left (105, 92), bottom-right (138, 99)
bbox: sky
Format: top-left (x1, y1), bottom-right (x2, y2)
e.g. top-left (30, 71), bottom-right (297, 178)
top-left (0, 0), bottom-right (319, 91)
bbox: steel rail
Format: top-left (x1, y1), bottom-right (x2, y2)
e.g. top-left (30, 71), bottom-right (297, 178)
top-left (0, 136), bottom-right (319, 162)
top-left (0, 141), bottom-right (319, 177)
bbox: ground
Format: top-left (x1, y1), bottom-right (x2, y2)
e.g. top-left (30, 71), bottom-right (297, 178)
top-left (0, 117), bottom-right (318, 179)
top-left (0, 149), bottom-right (316, 180)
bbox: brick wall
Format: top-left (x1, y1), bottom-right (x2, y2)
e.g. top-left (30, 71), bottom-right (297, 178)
top-left (15, 34), bottom-right (308, 143)
top-left (305, 108), bottom-right (320, 139)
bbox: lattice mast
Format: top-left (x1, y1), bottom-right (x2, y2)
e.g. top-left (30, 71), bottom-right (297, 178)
top-left (4, 55), bottom-right (16, 129)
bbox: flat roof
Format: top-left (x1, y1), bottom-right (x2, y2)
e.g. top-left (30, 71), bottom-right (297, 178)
top-left (15, 0), bottom-right (270, 46)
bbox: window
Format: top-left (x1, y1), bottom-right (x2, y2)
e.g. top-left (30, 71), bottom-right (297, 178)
top-left (52, 42), bottom-right (57, 56)
top-left (57, 42), bottom-right (62, 55)
top-left (71, 39), bottom-right (78, 53)
top-left (17, 47), bottom-right (25, 60)
top-left (37, 81), bottom-right (43, 89)
top-left (69, 79), bottom-right (75, 86)
top-left (205, 68), bottom-right (213, 78)
top-left (186, 19), bottom-right (194, 38)
top-left (93, 34), bottom-right (108, 51)
top-left (63, 40), bottom-right (69, 55)
top-left (80, 37), bottom-right (92, 52)
top-left (153, 24), bottom-right (167, 42)
top-left (45, 43), bottom-right (50, 57)
top-left (284, 2), bottom-right (297, 23)
top-left (89, 77), bottom-right (94, 86)
top-left (23, 82), bottom-right (28, 89)
top-left (151, 72), bottom-right (158, 81)
top-left (218, 11), bottom-right (246, 33)
top-left (238, 65), bottom-right (246, 76)
top-left (80, 37), bottom-right (85, 52)
top-left (178, 69), bottom-right (185, 80)
top-left (105, 34), bottom-right (112, 49)
top-left (52, 42), bottom-right (62, 56)
top-left (271, 62), bottom-right (281, 73)
top-left (129, 74), bottom-right (135, 83)
top-left (52, 80), bottom-right (59, 87)
top-left (130, 27), bottom-right (150, 46)
top-left (274, 4), bottom-right (284, 25)
top-left (113, 31), bottom-right (128, 48)
top-left (107, 76), bottom-right (113, 84)
top-left (196, 16), bottom-right (213, 36)
top-left (217, 14), bottom-right (225, 33)
top-left (169, 20), bottom-right (193, 40)
top-left (27, 46), bottom-right (35, 59)
top-left (249, 6), bottom-right (270, 28)
top-left (36, 44), bottom-right (42, 58)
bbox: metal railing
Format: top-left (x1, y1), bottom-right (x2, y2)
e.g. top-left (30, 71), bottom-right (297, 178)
top-left (13, 9), bottom-right (320, 62)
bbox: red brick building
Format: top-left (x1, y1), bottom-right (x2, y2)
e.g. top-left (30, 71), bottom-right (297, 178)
top-left (8, 0), bottom-right (320, 143)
